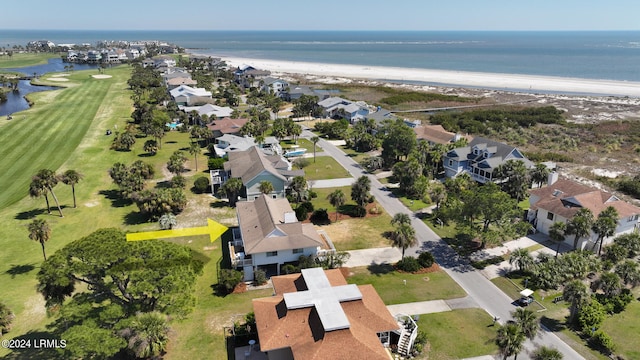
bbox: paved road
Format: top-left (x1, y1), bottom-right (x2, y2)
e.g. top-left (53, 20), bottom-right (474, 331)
top-left (302, 129), bottom-right (584, 360)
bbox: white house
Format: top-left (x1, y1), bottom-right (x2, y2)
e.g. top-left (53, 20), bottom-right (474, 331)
top-left (180, 103), bottom-right (233, 119)
top-left (317, 97), bottom-right (370, 123)
top-left (261, 77), bottom-right (290, 98)
top-left (230, 195), bottom-right (336, 281)
top-left (169, 85), bottom-right (212, 106)
top-left (528, 175), bottom-right (640, 250)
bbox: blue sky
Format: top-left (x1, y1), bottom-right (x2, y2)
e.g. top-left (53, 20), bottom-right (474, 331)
top-left (3, 0), bottom-right (639, 31)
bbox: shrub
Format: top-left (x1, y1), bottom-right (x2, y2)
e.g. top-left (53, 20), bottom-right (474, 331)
top-left (0, 301), bottom-right (15, 334)
top-left (193, 176), bottom-right (210, 193)
top-left (282, 264), bottom-right (299, 274)
top-left (308, 190), bottom-right (318, 199)
top-left (368, 205), bottom-right (381, 215)
top-left (171, 174), bottom-right (186, 189)
top-left (352, 205), bottom-right (367, 218)
top-left (471, 256), bottom-right (504, 269)
top-left (208, 157), bottom-right (226, 170)
top-left (218, 269), bottom-right (243, 294)
top-left (253, 269), bottom-right (267, 286)
top-left (418, 252), bottom-right (436, 268)
top-left (578, 299), bottom-right (606, 333)
top-left (589, 331), bottom-right (616, 354)
top-left (295, 206), bottom-right (308, 221)
top-left (310, 208), bottom-right (330, 225)
top-left (298, 201), bottom-right (314, 213)
top-left (293, 158), bottom-right (310, 169)
top-left (396, 256), bottom-right (421, 272)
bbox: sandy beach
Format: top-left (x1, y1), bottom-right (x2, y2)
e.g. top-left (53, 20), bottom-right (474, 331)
top-left (223, 56), bottom-right (640, 97)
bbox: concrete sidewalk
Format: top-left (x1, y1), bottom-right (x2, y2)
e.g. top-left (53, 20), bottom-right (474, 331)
top-left (311, 177), bottom-right (355, 188)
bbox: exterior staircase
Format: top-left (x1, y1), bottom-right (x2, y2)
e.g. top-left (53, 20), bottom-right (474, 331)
top-left (397, 329), bottom-right (412, 356)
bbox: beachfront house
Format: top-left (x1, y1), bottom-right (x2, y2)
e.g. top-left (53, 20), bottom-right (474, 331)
top-left (261, 77), bottom-right (290, 98)
top-left (250, 268), bottom-right (418, 359)
top-left (229, 196), bottom-right (336, 281)
top-left (527, 175), bottom-right (640, 250)
top-left (318, 97), bottom-right (370, 123)
top-left (443, 137), bottom-right (533, 183)
top-left (287, 85), bottom-right (340, 101)
top-left (213, 146), bottom-right (302, 200)
top-left (414, 124), bottom-right (472, 146)
top-left (206, 117), bottom-right (249, 138)
top-left (169, 85), bottom-right (212, 106)
top-left (234, 64), bottom-right (271, 89)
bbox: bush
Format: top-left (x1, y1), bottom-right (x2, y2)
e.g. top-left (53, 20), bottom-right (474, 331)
top-left (578, 299), bottom-right (606, 333)
top-left (396, 256), bottom-right (421, 272)
top-left (310, 208), bottom-right (330, 225)
top-left (308, 190), bottom-right (317, 199)
top-left (193, 176), bottom-right (210, 193)
top-left (253, 269), bottom-right (267, 286)
top-left (368, 205), bottom-right (381, 215)
top-left (352, 205), bottom-right (367, 218)
top-left (418, 252), bottom-right (436, 268)
top-left (171, 175), bottom-right (186, 189)
top-left (293, 158), bottom-right (310, 169)
top-left (282, 264), bottom-right (299, 274)
top-left (295, 206), bottom-right (308, 221)
top-left (298, 201), bottom-right (314, 213)
top-left (218, 269), bottom-right (243, 294)
top-left (208, 157), bottom-right (226, 170)
top-left (471, 256), bottom-right (504, 269)
top-left (589, 331), bottom-right (616, 354)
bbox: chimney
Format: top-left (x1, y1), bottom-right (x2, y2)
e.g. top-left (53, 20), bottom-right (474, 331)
top-left (283, 211), bottom-right (297, 224)
top-left (548, 171), bottom-right (559, 186)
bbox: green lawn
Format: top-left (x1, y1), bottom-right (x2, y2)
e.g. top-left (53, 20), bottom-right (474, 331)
top-left (280, 137), bottom-right (319, 152)
top-left (416, 309), bottom-right (499, 360)
top-left (0, 52), bottom-right (60, 69)
top-left (340, 145), bottom-right (371, 164)
top-left (347, 266), bottom-right (466, 304)
top-left (303, 156), bottom-right (350, 181)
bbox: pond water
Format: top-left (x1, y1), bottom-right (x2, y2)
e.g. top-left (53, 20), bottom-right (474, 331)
top-left (0, 58), bottom-right (99, 116)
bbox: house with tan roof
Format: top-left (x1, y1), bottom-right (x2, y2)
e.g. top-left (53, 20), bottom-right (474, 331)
top-left (230, 197), bottom-right (336, 281)
top-left (414, 124), bottom-right (472, 145)
top-left (443, 137), bottom-right (533, 183)
top-left (318, 97), bottom-right (370, 123)
top-left (169, 85), bottom-right (212, 106)
top-left (528, 174), bottom-right (640, 250)
top-left (180, 103), bottom-right (234, 119)
top-left (206, 117), bottom-right (249, 138)
top-left (251, 268), bottom-right (417, 359)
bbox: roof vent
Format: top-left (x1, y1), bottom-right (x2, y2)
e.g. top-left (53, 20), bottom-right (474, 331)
top-left (552, 189), bottom-right (563, 197)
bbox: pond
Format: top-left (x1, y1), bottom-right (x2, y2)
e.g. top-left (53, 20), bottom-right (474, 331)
top-left (0, 58), bottom-right (99, 116)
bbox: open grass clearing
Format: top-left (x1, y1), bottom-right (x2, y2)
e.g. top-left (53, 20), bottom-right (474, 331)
top-left (415, 308), bottom-right (498, 360)
top-left (0, 52), bottom-right (60, 69)
top-left (346, 265), bottom-right (466, 305)
top-left (302, 155), bottom-right (350, 181)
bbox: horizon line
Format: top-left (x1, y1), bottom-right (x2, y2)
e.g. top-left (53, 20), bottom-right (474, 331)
top-left (2, 28), bottom-right (640, 32)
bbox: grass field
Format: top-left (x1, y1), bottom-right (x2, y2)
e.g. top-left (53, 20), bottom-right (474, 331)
top-left (347, 266), bottom-right (466, 304)
top-left (0, 52), bottom-right (60, 69)
top-left (416, 309), bottom-right (498, 360)
top-left (303, 155), bottom-right (350, 181)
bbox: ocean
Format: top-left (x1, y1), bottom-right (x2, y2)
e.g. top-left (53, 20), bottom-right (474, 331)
top-left (2, 30), bottom-right (640, 81)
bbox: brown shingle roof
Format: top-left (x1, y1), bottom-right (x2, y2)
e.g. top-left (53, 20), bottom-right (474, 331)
top-left (224, 147), bottom-right (287, 184)
top-left (167, 77), bottom-right (197, 86)
top-left (414, 124), bottom-right (472, 144)
top-left (236, 195), bottom-right (324, 255)
top-left (253, 269), bottom-right (399, 360)
top-left (206, 117), bottom-right (248, 135)
top-left (530, 177), bottom-right (640, 219)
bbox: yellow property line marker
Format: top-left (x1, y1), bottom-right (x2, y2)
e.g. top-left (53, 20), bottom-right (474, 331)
top-left (126, 219), bottom-right (228, 243)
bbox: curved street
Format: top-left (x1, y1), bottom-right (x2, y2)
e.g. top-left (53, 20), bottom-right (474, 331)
top-left (302, 128), bottom-right (584, 360)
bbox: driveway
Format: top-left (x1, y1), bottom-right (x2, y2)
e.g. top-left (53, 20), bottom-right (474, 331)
top-left (301, 129), bottom-right (584, 360)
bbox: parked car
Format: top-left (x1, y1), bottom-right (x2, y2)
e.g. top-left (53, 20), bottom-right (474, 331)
top-left (518, 289), bottom-right (534, 307)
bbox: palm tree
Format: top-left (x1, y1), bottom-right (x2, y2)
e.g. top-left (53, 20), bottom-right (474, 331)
top-left (327, 189), bottom-right (346, 221)
top-left (143, 139), bottom-right (158, 155)
top-left (563, 280), bottom-right (589, 323)
top-left (532, 346), bottom-right (563, 360)
top-left (29, 178), bottom-right (51, 214)
top-left (596, 272), bottom-right (623, 297)
top-left (60, 169), bottom-right (82, 208)
top-left (28, 219), bottom-right (51, 261)
top-left (159, 213), bottom-right (177, 230)
top-left (33, 169), bottom-right (63, 217)
top-left (391, 213), bottom-right (411, 227)
top-left (615, 260), bottom-right (640, 287)
top-left (509, 248), bottom-right (534, 272)
top-left (566, 208), bottom-right (594, 250)
top-left (120, 312), bottom-right (170, 359)
top-left (530, 163), bottom-right (550, 188)
top-left (188, 142), bottom-right (201, 171)
top-left (220, 178), bottom-right (243, 207)
top-left (548, 221), bottom-right (567, 258)
top-left (592, 206), bottom-right (618, 256)
top-left (495, 323), bottom-right (526, 360)
top-left (311, 136), bottom-right (320, 163)
top-left (289, 176), bottom-right (307, 203)
top-left (512, 308), bottom-right (539, 340)
top-left (389, 223), bottom-right (417, 259)
top-left (258, 181), bottom-right (274, 195)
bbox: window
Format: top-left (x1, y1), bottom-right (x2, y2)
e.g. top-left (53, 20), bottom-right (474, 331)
top-left (448, 159), bottom-right (453, 167)
top-left (292, 248), bottom-right (303, 254)
top-left (266, 251), bottom-right (278, 257)
top-left (547, 212), bottom-right (554, 221)
top-left (272, 194), bottom-right (278, 199)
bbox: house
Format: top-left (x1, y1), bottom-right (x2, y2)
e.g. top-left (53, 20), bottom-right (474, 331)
top-left (165, 77), bottom-right (198, 89)
top-left (180, 103), bottom-right (233, 119)
top-left (443, 137), bottom-right (533, 183)
top-left (206, 117), bottom-right (249, 138)
top-left (230, 197), bottom-right (335, 281)
top-left (125, 48), bottom-right (140, 60)
top-left (261, 77), bottom-right (290, 98)
top-left (251, 268), bottom-right (418, 359)
top-left (213, 146), bottom-right (301, 198)
top-left (211, 134), bottom-right (281, 158)
top-left (527, 174), bottom-right (640, 250)
top-left (169, 85), bottom-right (212, 106)
top-left (287, 85), bottom-right (340, 101)
top-left (86, 50), bottom-right (102, 63)
top-left (234, 64), bottom-right (271, 88)
top-left (414, 124), bottom-right (472, 145)
top-left (365, 107), bottom-right (399, 127)
top-left (318, 97), bottom-right (370, 123)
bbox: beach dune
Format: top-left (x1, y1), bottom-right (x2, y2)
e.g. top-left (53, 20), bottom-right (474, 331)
top-left (223, 56), bottom-right (640, 97)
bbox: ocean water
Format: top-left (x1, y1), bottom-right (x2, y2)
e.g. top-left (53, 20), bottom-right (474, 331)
top-left (2, 30), bottom-right (640, 81)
